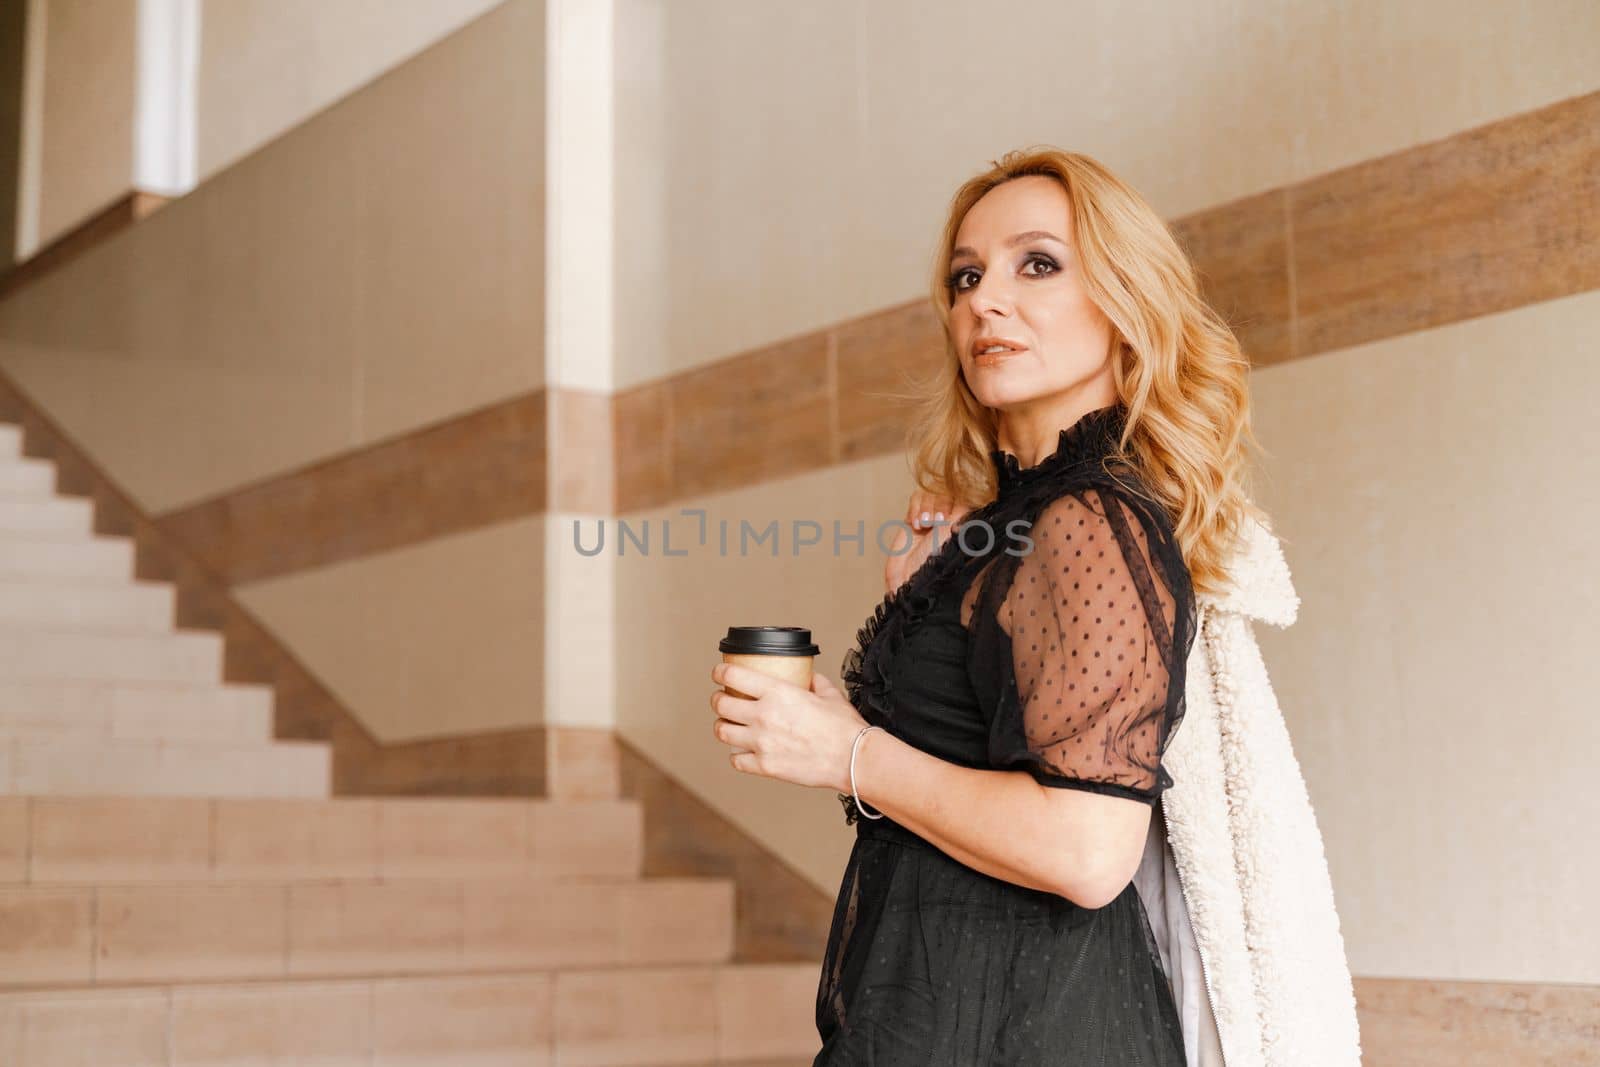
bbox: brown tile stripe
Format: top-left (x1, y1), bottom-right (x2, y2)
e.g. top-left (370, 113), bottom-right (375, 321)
top-left (1291, 90), bottom-right (1600, 359)
top-left (0, 190), bottom-right (168, 300)
top-left (152, 385), bottom-right (615, 585)
top-left (139, 90), bottom-right (1597, 563)
top-left (1352, 975), bottom-right (1600, 1065)
top-left (619, 89), bottom-right (1599, 512)
top-left (1168, 186), bottom-right (1294, 368)
top-left (667, 330), bottom-right (834, 501)
top-left (613, 301), bottom-right (945, 513)
top-left (550, 386), bottom-right (614, 515)
top-left (153, 390), bottom-right (549, 584)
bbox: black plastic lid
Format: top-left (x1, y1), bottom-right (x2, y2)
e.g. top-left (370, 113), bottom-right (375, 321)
top-left (718, 626), bottom-right (820, 657)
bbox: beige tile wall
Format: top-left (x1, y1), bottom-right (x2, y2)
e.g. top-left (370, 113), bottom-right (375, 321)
top-left (234, 514), bottom-right (547, 744)
top-left (30, 0), bottom-right (137, 253)
top-left (611, 0), bottom-right (1600, 390)
top-left (0, 0), bottom-right (546, 515)
top-left (1249, 287), bottom-right (1600, 983)
top-left (195, 0), bottom-right (507, 182)
top-left (20, 0), bottom-right (508, 255)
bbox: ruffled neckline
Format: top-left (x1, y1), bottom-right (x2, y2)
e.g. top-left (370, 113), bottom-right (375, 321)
top-left (988, 402), bottom-right (1127, 501)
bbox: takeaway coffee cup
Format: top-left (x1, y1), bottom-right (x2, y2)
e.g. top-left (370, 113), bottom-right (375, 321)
top-left (718, 626), bottom-right (820, 698)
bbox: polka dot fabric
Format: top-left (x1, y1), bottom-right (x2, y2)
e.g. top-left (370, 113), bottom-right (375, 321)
top-left (965, 484), bottom-right (1188, 804)
top-left (817, 403), bottom-right (1197, 1065)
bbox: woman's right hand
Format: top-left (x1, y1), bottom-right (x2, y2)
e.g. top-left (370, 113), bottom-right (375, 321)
top-left (884, 490), bottom-right (970, 595)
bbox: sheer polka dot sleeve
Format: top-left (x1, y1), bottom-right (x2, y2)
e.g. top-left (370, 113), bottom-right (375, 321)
top-left (964, 484), bottom-right (1195, 804)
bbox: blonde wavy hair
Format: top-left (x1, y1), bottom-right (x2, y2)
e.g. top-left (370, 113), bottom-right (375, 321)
top-left (900, 146), bottom-right (1272, 599)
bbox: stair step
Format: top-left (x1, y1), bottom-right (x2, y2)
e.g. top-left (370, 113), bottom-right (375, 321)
top-left (0, 737), bottom-right (330, 797)
top-left (0, 457), bottom-right (56, 495)
top-left (0, 494), bottom-right (92, 536)
top-left (0, 679), bottom-right (274, 743)
top-left (0, 627), bottom-right (223, 684)
top-left (0, 877), bottom-right (735, 986)
top-left (0, 535), bottom-right (133, 580)
top-left (0, 578), bottom-right (175, 631)
top-left (0, 963), bottom-right (820, 1065)
top-left (0, 796), bottom-right (642, 884)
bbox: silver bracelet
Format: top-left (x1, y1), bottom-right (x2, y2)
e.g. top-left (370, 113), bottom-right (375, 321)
top-left (850, 724), bottom-right (886, 820)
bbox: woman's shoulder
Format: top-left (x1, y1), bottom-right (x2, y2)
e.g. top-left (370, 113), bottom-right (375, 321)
top-left (1038, 469), bottom-right (1193, 596)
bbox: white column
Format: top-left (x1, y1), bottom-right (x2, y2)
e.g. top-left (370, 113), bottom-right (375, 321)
top-left (544, 0), bottom-right (616, 729)
top-left (133, 0), bottom-right (198, 196)
top-left (546, 0), bottom-right (614, 395)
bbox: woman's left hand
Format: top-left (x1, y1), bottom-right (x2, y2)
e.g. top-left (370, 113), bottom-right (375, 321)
top-left (710, 662), bottom-right (868, 794)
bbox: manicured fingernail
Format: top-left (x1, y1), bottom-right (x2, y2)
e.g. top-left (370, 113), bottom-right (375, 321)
top-left (919, 511), bottom-right (930, 525)
top-left (934, 511), bottom-right (945, 521)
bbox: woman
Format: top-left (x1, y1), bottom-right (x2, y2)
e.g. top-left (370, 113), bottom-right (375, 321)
top-left (708, 148), bottom-right (1361, 1065)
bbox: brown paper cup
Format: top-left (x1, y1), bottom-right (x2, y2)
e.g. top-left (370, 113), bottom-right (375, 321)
top-left (717, 626), bottom-right (820, 698)
top-left (719, 651), bottom-right (814, 698)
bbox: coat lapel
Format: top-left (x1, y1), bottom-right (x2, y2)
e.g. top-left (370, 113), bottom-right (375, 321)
top-left (1148, 512), bottom-right (1364, 1066)
top-left (1195, 513), bottom-right (1300, 629)
top-left (1136, 514), bottom-right (1306, 1067)
top-left (1151, 605), bottom-right (1268, 1067)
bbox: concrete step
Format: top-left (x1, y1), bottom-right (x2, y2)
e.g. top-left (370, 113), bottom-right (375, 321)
top-left (0, 796), bottom-right (642, 884)
top-left (0, 627), bottom-right (223, 684)
top-left (0, 456), bottom-right (56, 495)
top-left (0, 493), bottom-right (92, 536)
top-left (0, 578), bottom-right (175, 631)
top-left (0, 963), bottom-right (820, 1065)
top-left (0, 876), bottom-right (736, 987)
top-left (0, 679), bottom-right (274, 744)
top-left (0, 534), bottom-right (133, 581)
top-left (0, 737), bottom-right (330, 797)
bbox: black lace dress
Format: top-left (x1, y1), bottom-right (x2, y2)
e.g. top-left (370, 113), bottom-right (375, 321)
top-left (814, 403), bottom-right (1199, 1066)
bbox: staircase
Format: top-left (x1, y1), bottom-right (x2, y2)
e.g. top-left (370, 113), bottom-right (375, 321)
top-left (0, 422), bottom-right (820, 1064)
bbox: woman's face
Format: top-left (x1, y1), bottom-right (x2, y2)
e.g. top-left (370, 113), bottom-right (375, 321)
top-left (947, 175), bottom-right (1115, 413)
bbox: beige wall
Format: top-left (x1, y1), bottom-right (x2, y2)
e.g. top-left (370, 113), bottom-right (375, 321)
top-left (16, 0), bottom-right (509, 254)
top-left (29, 0), bottom-right (137, 252)
top-left (609, 0), bottom-right (1600, 988)
top-left (0, 0), bottom-right (545, 515)
top-left (614, 0), bottom-right (1599, 390)
top-left (196, 0), bottom-right (507, 182)
top-left (0, 0), bottom-right (547, 743)
top-left (1251, 288), bottom-right (1600, 983)
top-left (235, 514), bottom-right (547, 742)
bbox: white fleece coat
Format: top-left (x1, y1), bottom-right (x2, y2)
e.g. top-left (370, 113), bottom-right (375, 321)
top-left (1131, 515), bottom-right (1364, 1066)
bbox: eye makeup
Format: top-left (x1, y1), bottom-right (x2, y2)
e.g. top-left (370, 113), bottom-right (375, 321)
top-left (945, 252), bottom-right (1060, 294)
